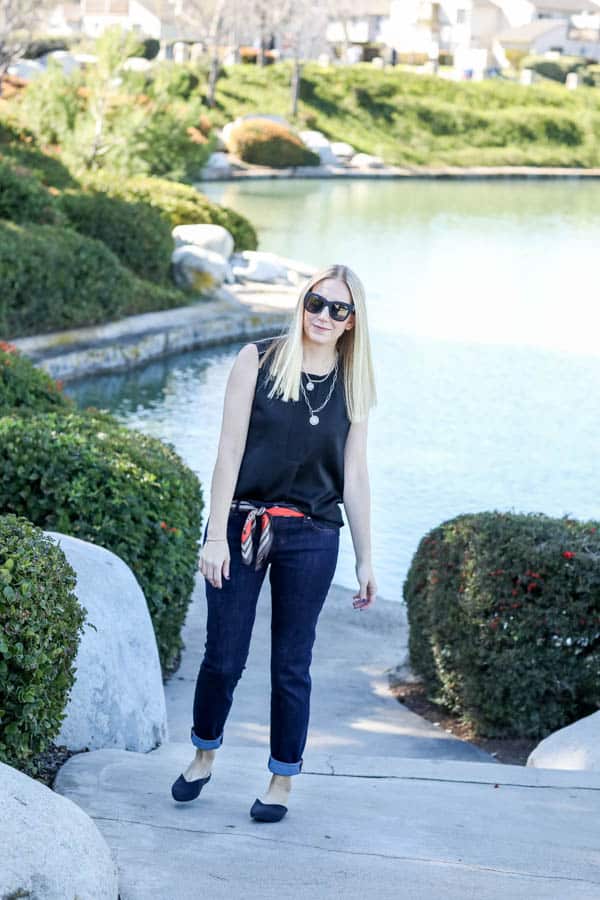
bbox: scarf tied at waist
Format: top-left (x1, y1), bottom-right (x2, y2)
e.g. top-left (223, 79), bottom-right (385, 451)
top-left (233, 500), bottom-right (305, 570)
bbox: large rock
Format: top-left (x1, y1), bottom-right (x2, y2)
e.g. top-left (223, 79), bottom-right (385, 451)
top-left (527, 710), bottom-right (600, 771)
top-left (298, 130), bottom-right (338, 165)
top-left (45, 531), bottom-right (168, 753)
top-left (350, 152), bottom-right (385, 169)
top-left (171, 244), bottom-right (234, 290)
top-left (331, 141), bottom-right (356, 162)
top-left (231, 250), bottom-right (315, 285)
top-left (0, 760), bottom-right (118, 899)
top-left (203, 150), bottom-right (232, 176)
top-left (172, 222), bottom-right (234, 258)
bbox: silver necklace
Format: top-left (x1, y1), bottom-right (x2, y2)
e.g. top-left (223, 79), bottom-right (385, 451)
top-left (300, 359), bottom-right (338, 425)
top-left (302, 352), bottom-right (338, 391)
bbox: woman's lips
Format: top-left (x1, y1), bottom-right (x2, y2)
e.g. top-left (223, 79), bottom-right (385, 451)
top-left (313, 322), bottom-right (330, 331)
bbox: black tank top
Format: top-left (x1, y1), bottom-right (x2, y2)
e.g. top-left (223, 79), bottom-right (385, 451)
top-left (233, 336), bottom-right (351, 528)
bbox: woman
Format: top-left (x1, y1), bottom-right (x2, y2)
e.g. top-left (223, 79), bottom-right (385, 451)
top-left (171, 263), bottom-right (378, 821)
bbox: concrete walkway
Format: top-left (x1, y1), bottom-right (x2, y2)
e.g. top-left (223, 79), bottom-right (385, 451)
top-left (54, 577), bottom-right (600, 899)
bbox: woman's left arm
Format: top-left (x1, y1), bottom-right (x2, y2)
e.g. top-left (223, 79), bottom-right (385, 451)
top-left (343, 417), bottom-right (378, 610)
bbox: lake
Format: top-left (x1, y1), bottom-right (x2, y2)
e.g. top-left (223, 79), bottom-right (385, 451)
top-left (65, 178), bottom-right (600, 603)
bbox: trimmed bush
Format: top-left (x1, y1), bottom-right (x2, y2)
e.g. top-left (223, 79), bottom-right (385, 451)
top-left (522, 54), bottom-right (588, 84)
top-left (57, 188), bottom-right (174, 283)
top-left (0, 220), bottom-right (189, 339)
top-left (78, 172), bottom-right (258, 251)
top-left (0, 513), bottom-right (85, 773)
top-left (0, 342), bottom-right (73, 416)
top-left (227, 118), bottom-right (320, 168)
top-left (149, 61), bottom-right (201, 99)
top-left (403, 511), bottom-right (600, 739)
top-left (0, 159), bottom-right (68, 226)
top-left (0, 411), bottom-right (203, 672)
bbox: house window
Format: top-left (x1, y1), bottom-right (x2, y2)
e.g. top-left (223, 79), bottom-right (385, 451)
top-left (457, 9), bottom-right (466, 25)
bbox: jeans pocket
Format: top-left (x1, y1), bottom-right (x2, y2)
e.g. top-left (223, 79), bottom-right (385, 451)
top-left (306, 516), bottom-right (339, 535)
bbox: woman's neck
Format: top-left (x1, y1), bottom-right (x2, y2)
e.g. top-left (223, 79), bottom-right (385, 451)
top-left (302, 346), bottom-right (338, 375)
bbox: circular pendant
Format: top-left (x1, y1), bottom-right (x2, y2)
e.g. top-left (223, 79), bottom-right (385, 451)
top-left (306, 381), bottom-right (314, 391)
top-left (309, 414), bottom-right (319, 425)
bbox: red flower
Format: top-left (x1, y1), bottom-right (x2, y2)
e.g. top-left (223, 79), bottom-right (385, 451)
top-left (562, 551), bottom-right (576, 559)
top-left (527, 582), bottom-right (539, 593)
top-left (160, 521), bottom-right (168, 529)
top-left (0, 341), bottom-right (18, 354)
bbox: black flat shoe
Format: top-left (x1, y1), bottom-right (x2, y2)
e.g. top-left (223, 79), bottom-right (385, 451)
top-left (250, 797), bottom-right (288, 822)
top-left (171, 771), bottom-right (212, 802)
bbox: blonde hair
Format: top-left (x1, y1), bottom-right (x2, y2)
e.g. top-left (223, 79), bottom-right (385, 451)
top-left (258, 264), bottom-right (377, 422)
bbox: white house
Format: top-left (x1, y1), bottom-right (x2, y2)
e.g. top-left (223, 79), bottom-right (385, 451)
top-left (78, 0), bottom-right (203, 60)
top-left (379, 1), bottom-right (471, 57)
top-left (326, 1), bottom-right (391, 59)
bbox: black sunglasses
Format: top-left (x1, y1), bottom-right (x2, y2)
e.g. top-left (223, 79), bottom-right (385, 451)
top-left (304, 291), bottom-right (355, 322)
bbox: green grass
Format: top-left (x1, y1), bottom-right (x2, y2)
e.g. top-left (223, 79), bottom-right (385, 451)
top-left (208, 62), bottom-right (600, 167)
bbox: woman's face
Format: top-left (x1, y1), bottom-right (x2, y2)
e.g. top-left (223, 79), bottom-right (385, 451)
top-left (302, 277), bottom-right (355, 347)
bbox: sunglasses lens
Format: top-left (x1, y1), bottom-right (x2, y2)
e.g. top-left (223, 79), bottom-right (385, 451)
top-left (331, 303), bottom-right (348, 321)
top-left (306, 293), bottom-right (324, 313)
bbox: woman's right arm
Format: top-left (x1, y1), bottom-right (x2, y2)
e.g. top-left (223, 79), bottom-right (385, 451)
top-left (206, 342), bottom-right (259, 539)
top-left (199, 343), bottom-right (259, 587)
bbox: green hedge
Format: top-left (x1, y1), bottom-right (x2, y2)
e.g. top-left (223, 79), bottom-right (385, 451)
top-left (522, 55), bottom-right (588, 84)
top-left (403, 511), bottom-right (600, 739)
top-left (0, 160), bottom-right (68, 226)
top-left (0, 220), bottom-right (189, 339)
top-left (0, 513), bottom-right (85, 773)
top-left (0, 411), bottom-right (203, 672)
top-left (0, 342), bottom-right (73, 416)
top-left (57, 188), bottom-right (174, 283)
top-left (79, 172), bottom-right (258, 251)
top-left (227, 118), bottom-right (321, 168)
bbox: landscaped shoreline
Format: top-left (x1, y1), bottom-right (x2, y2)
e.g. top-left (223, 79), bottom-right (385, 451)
top-left (200, 163), bottom-right (600, 181)
top-left (12, 284), bottom-right (296, 382)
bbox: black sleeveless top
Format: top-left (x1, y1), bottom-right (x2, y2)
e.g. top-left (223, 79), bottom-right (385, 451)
top-left (233, 336), bottom-right (351, 528)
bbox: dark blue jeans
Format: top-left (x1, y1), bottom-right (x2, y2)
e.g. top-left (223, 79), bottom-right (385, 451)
top-left (191, 502), bottom-right (340, 775)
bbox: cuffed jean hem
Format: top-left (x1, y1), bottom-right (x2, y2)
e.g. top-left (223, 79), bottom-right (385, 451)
top-left (191, 726), bottom-right (223, 750)
top-left (268, 754), bottom-right (303, 775)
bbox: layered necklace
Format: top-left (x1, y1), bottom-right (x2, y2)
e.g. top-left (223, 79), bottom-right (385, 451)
top-left (300, 353), bottom-right (339, 426)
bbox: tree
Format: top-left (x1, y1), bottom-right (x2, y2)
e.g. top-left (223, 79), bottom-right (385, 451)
top-left (278, 2), bottom-right (328, 118)
top-left (0, 0), bottom-right (51, 95)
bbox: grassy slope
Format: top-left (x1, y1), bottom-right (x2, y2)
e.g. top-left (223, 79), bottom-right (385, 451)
top-left (210, 63), bottom-right (600, 167)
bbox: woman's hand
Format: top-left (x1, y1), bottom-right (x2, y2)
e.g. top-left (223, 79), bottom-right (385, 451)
top-left (352, 561), bottom-right (377, 610)
top-left (199, 539), bottom-right (230, 589)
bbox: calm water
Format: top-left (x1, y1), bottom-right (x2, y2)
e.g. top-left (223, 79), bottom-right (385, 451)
top-left (65, 179), bottom-right (600, 603)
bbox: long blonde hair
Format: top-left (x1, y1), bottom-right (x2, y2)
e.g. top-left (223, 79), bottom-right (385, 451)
top-left (259, 264), bottom-right (377, 422)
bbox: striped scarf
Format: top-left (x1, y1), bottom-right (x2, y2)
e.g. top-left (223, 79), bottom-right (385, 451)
top-left (234, 500), bottom-right (305, 570)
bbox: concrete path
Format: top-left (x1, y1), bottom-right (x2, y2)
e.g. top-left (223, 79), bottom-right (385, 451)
top-left (54, 580), bottom-right (600, 899)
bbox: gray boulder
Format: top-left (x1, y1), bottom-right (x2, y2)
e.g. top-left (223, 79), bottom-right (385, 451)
top-left (45, 531), bottom-right (168, 753)
top-left (171, 244), bottom-right (234, 290)
top-left (0, 760), bottom-right (118, 899)
top-left (203, 151), bottom-right (232, 176)
top-left (299, 129), bottom-right (338, 165)
top-left (231, 250), bottom-right (316, 285)
top-left (330, 141), bottom-right (356, 162)
top-left (350, 152), bottom-right (385, 168)
top-left (527, 710), bottom-right (600, 771)
top-left (172, 222), bottom-right (234, 258)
